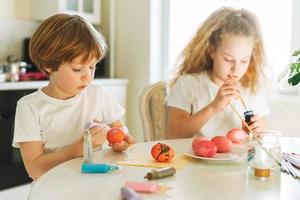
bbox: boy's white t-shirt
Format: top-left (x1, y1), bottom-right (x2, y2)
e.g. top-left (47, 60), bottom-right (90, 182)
top-left (167, 72), bottom-right (270, 138)
top-left (12, 84), bottom-right (125, 153)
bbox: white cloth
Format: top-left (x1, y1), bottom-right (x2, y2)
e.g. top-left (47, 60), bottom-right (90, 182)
top-left (13, 84), bottom-right (125, 153)
top-left (167, 72), bottom-right (270, 138)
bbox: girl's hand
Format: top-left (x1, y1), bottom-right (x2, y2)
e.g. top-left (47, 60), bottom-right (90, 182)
top-left (210, 78), bottom-right (241, 112)
top-left (109, 134), bottom-right (135, 152)
top-left (242, 115), bottom-right (267, 133)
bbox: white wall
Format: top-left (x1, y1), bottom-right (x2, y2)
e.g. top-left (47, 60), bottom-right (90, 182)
top-left (291, 0), bottom-right (300, 52)
top-left (114, 0), bottom-right (151, 142)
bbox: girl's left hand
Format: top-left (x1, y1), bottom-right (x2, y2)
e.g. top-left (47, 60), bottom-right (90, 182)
top-left (242, 115), bottom-right (267, 133)
top-left (109, 134), bottom-right (135, 152)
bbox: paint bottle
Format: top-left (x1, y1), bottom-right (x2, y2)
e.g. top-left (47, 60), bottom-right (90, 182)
top-left (244, 110), bottom-right (254, 125)
top-left (144, 167), bottom-right (176, 180)
top-left (83, 129), bottom-right (93, 163)
top-left (81, 163), bottom-right (119, 173)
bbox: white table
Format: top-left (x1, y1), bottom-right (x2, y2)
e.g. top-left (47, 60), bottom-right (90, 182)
top-left (29, 138), bottom-right (300, 200)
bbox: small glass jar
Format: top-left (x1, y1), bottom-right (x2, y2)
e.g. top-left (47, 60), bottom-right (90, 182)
top-left (252, 130), bottom-right (282, 179)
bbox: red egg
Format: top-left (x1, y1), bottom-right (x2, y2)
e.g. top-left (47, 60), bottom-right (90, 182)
top-left (192, 136), bottom-right (209, 151)
top-left (192, 140), bottom-right (217, 158)
top-left (211, 136), bottom-right (232, 153)
top-left (226, 128), bottom-right (248, 144)
top-left (151, 143), bottom-right (175, 162)
top-left (106, 127), bottom-right (125, 143)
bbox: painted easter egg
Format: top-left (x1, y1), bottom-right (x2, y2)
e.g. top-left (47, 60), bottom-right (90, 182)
top-left (192, 140), bottom-right (217, 157)
top-left (226, 128), bottom-right (247, 144)
top-left (211, 136), bottom-right (232, 153)
top-left (192, 136), bottom-right (209, 151)
top-left (106, 127), bottom-right (125, 143)
top-left (151, 143), bottom-right (175, 162)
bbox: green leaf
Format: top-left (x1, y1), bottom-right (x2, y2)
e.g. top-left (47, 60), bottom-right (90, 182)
top-left (292, 49), bottom-right (300, 57)
top-left (288, 62), bottom-right (300, 86)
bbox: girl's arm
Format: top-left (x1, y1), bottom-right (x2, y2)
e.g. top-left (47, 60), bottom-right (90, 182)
top-left (166, 104), bottom-right (217, 139)
top-left (167, 78), bottom-right (241, 139)
top-left (19, 139), bottom-right (83, 181)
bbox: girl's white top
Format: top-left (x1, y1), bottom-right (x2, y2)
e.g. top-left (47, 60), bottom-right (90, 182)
top-left (167, 72), bottom-right (270, 138)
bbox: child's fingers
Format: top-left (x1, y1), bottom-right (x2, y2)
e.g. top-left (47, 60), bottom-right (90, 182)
top-left (110, 140), bottom-right (131, 152)
top-left (124, 134), bottom-right (135, 144)
top-left (90, 126), bottom-right (109, 135)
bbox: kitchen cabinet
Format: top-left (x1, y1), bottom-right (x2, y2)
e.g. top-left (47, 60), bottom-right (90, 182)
top-left (0, 89), bottom-right (35, 190)
top-left (30, 0), bottom-right (101, 24)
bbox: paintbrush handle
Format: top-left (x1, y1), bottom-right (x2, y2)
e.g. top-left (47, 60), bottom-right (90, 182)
top-left (239, 97), bottom-right (247, 111)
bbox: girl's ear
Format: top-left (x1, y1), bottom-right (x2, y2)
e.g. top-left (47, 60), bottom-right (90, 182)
top-left (208, 45), bottom-right (215, 59)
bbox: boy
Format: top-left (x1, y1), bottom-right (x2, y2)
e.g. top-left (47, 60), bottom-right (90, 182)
top-left (12, 14), bottom-right (134, 180)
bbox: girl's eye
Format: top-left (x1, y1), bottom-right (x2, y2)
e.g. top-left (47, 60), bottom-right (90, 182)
top-left (224, 58), bottom-right (233, 62)
top-left (241, 60), bottom-right (249, 64)
top-left (89, 66), bottom-right (95, 70)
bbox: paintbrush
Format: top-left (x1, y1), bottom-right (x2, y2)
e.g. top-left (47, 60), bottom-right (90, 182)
top-left (228, 74), bottom-right (247, 111)
top-left (229, 103), bottom-right (282, 168)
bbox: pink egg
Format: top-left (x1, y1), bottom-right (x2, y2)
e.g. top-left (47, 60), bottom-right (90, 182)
top-left (211, 136), bottom-right (232, 153)
top-left (192, 140), bottom-right (217, 158)
top-left (192, 136), bottom-right (208, 151)
top-left (226, 128), bottom-right (247, 144)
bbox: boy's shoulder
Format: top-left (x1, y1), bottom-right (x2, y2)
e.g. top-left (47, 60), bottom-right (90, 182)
top-left (86, 84), bottom-right (106, 94)
top-left (17, 90), bottom-right (40, 104)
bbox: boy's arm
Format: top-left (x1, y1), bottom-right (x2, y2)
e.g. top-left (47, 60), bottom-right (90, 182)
top-left (19, 140), bottom-right (82, 181)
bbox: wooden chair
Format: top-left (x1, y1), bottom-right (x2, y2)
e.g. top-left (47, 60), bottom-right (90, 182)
top-left (139, 81), bottom-right (167, 142)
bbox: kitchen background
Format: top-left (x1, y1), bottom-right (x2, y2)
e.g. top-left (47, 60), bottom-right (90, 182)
top-left (1, 0), bottom-right (300, 198)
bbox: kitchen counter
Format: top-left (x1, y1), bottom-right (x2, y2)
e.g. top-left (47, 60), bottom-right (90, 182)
top-left (0, 78), bottom-right (128, 91)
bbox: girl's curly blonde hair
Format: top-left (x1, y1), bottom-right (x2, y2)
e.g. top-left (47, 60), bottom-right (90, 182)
top-left (171, 7), bottom-right (265, 93)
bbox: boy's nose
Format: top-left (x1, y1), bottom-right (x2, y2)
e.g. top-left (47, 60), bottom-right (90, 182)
top-left (82, 68), bottom-right (91, 81)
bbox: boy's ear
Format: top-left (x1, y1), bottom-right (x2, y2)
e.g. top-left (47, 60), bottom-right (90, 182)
top-left (43, 67), bottom-right (52, 74)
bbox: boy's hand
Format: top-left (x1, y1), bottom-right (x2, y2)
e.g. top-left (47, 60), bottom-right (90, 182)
top-left (90, 123), bottom-right (108, 149)
top-left (210, 78), bottom-right (240, 113)
top-left (109, 134), bottom-right (135, 152)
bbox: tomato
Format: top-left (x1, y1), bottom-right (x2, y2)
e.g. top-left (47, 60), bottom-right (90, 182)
top-left (106, 127), bottom-right (125, 143)
top-left (192, 140), bottom-right (217, 158)
top-left (226, 128), bottom-right (248, 144)
top-left (151, 143), bottom-right (175, 162)
top-left (211, 136), bottom-right (232, 153)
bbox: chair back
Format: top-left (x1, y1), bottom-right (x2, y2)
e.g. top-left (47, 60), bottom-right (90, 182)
top-left (140, 81), bottom-right (167, 141)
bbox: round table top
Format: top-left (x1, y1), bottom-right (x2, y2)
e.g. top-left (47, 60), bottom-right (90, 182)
top-left (29, 137), bottom-right (300, 200)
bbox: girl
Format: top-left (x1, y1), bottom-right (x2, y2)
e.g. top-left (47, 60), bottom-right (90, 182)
top-left (167, 7), bottom-right (270, 139)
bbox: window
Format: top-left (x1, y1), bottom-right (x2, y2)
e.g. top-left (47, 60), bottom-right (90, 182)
top-left (165, 0), bottom-right (292, 81)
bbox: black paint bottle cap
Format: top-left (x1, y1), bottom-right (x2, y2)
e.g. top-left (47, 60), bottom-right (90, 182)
top-left (244, 110), bottom-right (254, 124)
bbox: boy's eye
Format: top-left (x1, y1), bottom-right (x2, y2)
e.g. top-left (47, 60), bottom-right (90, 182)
top-left (72, 68), bottom-right (81, 72)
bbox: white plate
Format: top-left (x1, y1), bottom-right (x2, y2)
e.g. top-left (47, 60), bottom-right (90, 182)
top-left (184, 149), bottom-right (240, 161)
